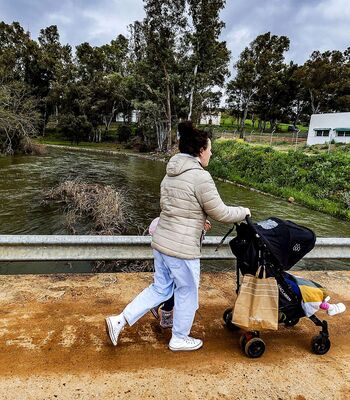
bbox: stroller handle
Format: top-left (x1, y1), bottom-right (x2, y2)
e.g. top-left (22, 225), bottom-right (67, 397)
top-left (234, 215), bottom-right (253, 228)
top-left (245, 215), bottom-right (254, 226)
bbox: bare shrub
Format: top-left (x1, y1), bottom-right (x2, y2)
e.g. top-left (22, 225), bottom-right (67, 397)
top-left (21, 138), bottom-right (47, 155)
top-left (92, 260), bottom-right (153, 273)
top-left (44, 180), bottom-right (130, 235)
top-left (44, 180), bottom-right (152, 272)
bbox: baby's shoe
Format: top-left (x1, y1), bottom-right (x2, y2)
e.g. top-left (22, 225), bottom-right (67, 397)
top-left (160, 308), bottom-right (173, 328)
top-left (150, 304), bottom-right (161, 320)
top-left (327, 303), bottom-right (346, 316)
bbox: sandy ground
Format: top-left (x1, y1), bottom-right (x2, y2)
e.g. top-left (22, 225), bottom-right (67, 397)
top-left (0, 271), bottom-right (349, 400)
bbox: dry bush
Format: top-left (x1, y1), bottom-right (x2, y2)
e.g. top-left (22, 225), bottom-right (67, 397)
top-left (44, 180), bottom-right (130, 235)
top-left (44, 180), bottom-right (152, 272)
top-left (92, 260), bottom-right (153, 273)
top-left (21, 138), bottom-right (47, 155)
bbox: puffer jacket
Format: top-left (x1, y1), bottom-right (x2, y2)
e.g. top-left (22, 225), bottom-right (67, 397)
top-left (151, 153), bottom-right (248, 259)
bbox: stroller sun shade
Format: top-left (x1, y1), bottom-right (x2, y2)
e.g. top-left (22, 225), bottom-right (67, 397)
top-left (230, 217), bottom-right (316, 271)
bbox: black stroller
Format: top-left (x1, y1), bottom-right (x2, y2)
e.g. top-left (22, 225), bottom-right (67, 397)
top-left (223, 216), bottom-right (331, 358)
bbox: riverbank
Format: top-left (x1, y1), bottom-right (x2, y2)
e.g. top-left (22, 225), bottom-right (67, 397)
top-left (0, 271), bottom-right (349, 399)
top-left (38, 141), bottom-right (173, 162)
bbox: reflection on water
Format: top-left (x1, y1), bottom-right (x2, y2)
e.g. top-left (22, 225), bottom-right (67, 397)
top-left (0, 148), bottom-right (349, 273)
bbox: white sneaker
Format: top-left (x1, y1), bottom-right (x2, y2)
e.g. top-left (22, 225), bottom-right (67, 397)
top-left (169, 336), bottom-right (203, 352)
top-left (328, 303), bottom-right (346, 316)
top-left (105, 314), bottom-right (126, 346)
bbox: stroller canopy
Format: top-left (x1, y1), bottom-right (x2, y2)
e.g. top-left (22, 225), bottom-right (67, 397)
top-left (231, 217), bottom-right (316, 271)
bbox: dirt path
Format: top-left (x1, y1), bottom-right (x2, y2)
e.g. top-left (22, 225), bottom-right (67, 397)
top-left (0, 271), bottom-right (349, 400)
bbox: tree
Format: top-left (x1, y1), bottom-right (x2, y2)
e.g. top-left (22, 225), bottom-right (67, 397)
top-left (226, 32), bottom-right (289, 136)
top-left (283, 63), bottom-right (310, 127)
top-left (101, 34), bottom-right (129, 75)
top-left (58, 113), bottom-right (92, 145)
top-left (0, 21), bottom-right (34, 82)
top-left (186, 0), bottom-right (229, 122)
top-left (300, 50), bottom-right (349, 114)
top-left (36, 25), bottom-right (75, 134)
top-left (141, 0), bottom-right (186, 150)
top-left (0, 81), bottom-right (40, 154)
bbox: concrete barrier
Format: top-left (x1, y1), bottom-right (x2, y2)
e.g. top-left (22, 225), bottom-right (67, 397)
top-left (0, 235), bottom-right (349, 261)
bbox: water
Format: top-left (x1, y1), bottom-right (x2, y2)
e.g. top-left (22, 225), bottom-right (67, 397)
top-left (1, 147), bottom-right (349, 273)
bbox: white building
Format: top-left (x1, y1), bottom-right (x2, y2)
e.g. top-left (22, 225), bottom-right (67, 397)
top-left (116, 110), bottom-right (140, 124)
top-left (200, 112), bottom-right (221, 126)
top-left (307, 112), bottom-right (350, 145)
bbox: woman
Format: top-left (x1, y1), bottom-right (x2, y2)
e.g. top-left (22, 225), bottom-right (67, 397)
top-left (150, 219), bottom-right (212, 329)
top-left (105, 121), bottom-right (250, 351)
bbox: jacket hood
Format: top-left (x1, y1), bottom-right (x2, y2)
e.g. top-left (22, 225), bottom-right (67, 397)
top-left (166, 153), bottom-right (203, 177)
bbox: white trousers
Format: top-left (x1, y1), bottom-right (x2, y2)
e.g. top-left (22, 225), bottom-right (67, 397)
top-left (123, 249), bottom-right (200, 339)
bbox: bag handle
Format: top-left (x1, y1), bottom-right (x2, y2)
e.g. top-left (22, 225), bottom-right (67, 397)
top-left (255, 265), bottom-right (266, 279)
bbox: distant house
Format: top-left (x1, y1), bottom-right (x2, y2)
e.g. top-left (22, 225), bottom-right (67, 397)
top-left (116, 110), bottom-right (140, 124)
top-left (307, 112), bottom-right (350, 145)
top-left (200, 112), bottom-right (221, 126)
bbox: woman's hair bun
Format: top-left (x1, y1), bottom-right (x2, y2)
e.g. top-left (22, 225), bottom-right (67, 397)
top-left (178, 121), bottom-right (194, 137)
top-left (178, 120), bottom-right (209, 156)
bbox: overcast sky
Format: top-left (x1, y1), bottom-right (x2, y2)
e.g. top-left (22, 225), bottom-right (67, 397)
top-left (1, 0), bottom-right (349, 67)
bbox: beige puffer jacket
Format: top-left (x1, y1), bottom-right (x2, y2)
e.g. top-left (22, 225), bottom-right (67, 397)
top-left (151, 153), bottom-right (248, 259)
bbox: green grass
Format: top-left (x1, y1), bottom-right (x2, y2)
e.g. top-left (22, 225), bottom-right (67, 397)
top-left (210, 114), bottom-right (308, 133)
top-left (35, 137), bottom-right (132, 152)
top-left (209, 139), bottom-right (350, 220)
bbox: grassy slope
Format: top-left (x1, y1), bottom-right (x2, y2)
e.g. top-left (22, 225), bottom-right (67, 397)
top-left (208, 139), bottom-right (350, 220)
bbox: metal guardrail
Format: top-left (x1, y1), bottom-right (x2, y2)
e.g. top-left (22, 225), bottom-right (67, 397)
top-left (0, 236), bottom-right (350, 261)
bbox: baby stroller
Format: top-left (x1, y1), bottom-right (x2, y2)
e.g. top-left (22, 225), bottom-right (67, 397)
top-left (223, 216), bottom-right (331, 358)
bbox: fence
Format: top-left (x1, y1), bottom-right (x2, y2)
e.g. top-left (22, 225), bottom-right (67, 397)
top-left (1, 235), bottom-right (350, 262)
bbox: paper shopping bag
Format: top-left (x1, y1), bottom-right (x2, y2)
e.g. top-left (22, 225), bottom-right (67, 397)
top-left (232, 266), bottom-right (279, 331)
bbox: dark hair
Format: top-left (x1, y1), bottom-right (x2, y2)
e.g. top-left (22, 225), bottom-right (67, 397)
top-left (178, 121), bottom-right (209, 157)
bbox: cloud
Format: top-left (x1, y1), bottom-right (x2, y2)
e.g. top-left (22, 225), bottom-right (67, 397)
top-left (0, 0), bottom-right (145, 47)
top-left (222, 0), bottom-right (349, 67)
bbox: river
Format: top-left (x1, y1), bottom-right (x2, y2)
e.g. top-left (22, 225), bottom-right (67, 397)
top-left (1, 147), bottom-right (349, 273)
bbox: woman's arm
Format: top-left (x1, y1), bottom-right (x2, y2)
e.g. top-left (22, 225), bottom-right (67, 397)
top-left (195, 172), bottom-right (250, 223)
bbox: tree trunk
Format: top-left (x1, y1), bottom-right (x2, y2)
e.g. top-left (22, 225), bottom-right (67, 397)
top-left (239, 105), bottom-right (250, 139)
top-left (42, 101), bottom-right (47, 136)
top-left (188, 64), bottom-right (198, 121)
top-left (163, 64), bottom-right (172, 151)
top-left (309, 89), bottom-right (320, 114)
top-left (55, 105), bottom-right (59, 125)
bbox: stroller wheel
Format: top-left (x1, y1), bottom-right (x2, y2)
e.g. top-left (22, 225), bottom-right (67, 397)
top-left (239, 331), bottom-right (259, 351)
top-left (284, 318), bottom-right (300, 327)
top-left (311, 334), bottom-right (331, 355)
top-left (244, 337), bottom-right (266, 358)
top-left (239, 334), bottom-right (247, 351)
top-left (223, 308), bottom-right (240, 331)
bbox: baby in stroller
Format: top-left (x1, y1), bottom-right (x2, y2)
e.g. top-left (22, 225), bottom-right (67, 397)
top-left (224, 216), bottom-right (346, 358)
